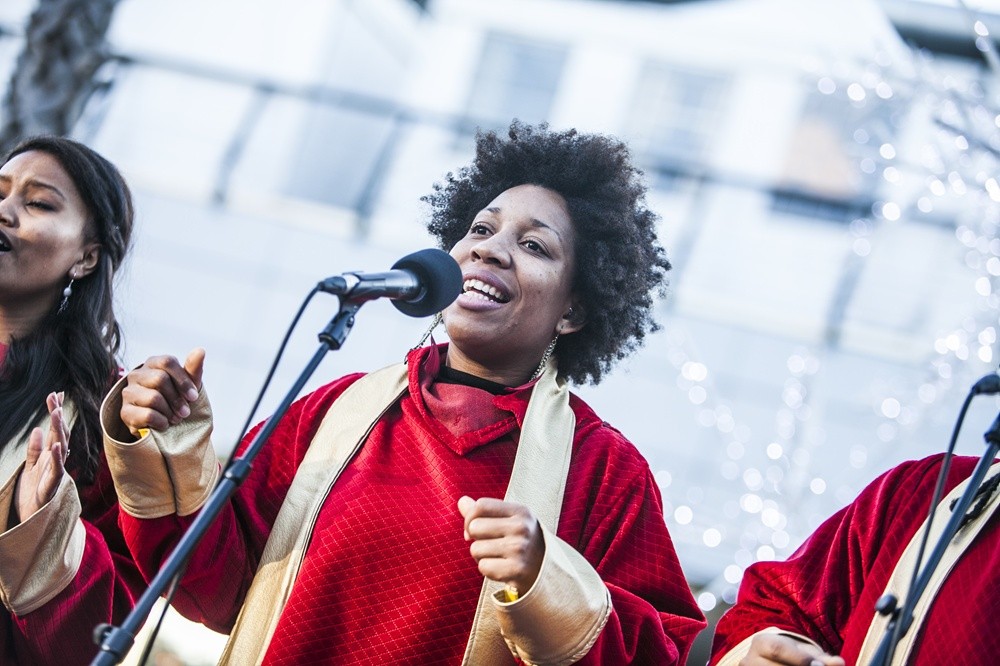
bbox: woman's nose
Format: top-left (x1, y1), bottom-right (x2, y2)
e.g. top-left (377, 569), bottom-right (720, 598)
top-left (0, 197), bottom-right (15, 227)
top-left (470, 232), bottom-right (512, 267)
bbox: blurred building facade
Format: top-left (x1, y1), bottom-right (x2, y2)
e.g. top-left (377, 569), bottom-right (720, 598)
top-left (2, 0), bottom-right (998, 662)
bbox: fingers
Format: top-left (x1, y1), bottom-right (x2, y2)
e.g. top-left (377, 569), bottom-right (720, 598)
top-left (466, 511), bottom-right (533, 541)
top-left (15, 426), bottom-right (65, 524)
top-left (458, 496), bottom-right (529, 538)
top-left (817, 657), bottom-right (845, 666)
top-left (46, 438), bottom-right (66, 479)
top-left (25, 427), bottom-right (44, 468)
top-left (46, 392), bottom-right (71, 464)
top-left (457, 495), bottom-right (475, 539)
top-left (470, 541), bottom-right (537, 593)
top-left (745, 634), bottom-right (843, 666)
top-left (457, 496), bottom-right (543, 591)
top-left (120, 350), bottom-right (204, 433)
top-left (184, 347), bottom-right (206, 391)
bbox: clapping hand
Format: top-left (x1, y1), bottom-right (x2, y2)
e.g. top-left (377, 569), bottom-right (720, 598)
top-left (12, 392), bottom-right (70, 527)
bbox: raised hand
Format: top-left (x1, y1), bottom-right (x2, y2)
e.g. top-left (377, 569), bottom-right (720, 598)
top-left (740, 633), bottom-right (847, 666)
top-left (120, 348), bottom-right (205, 435)
top-left (457, 495), bottom-right (545, 597)
top-left (12, 392), bottom-right (70, 526)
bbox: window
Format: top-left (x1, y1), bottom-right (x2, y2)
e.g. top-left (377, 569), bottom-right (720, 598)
top-left (774, 83), bottom-right (900, 220)
top-left (628, 62), bottom-right (730, 176)
top-left (283, 105), bottom-right (396, 210)
top-left (463, 32), bottom-right (566, 135)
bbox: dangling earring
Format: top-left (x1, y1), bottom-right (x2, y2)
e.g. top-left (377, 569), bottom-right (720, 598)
top-left (409, 311), bottom-right (443, 356)
top-left (58, 276), bottom-right (75, 314)
top-left (531, 335), bottom-right (559, 382)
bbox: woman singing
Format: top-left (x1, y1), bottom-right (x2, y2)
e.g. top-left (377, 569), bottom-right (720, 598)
top-left (0, 136), bottom-right (139, 664)
top-left (102, 121), bottom-right (705, 664)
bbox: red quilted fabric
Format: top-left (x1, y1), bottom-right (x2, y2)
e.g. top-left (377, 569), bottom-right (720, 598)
top-left (710, 453), bottom-right (1000, 665)
top-left (121, 344), bottom-right (705, 664)
top-left (2, 453), bottom-right (144, 665)
top-left (0, 345), bottom-right (144, 664)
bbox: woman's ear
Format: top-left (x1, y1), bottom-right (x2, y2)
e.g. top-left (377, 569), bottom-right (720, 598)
top-left (73, 242), bottom-right (102, 279)
top-left (559, 302), bottom-right (586, 335)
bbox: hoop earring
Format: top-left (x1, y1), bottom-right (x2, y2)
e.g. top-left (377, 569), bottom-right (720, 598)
top-left (409, 311), bottom-right (443, 356)
top-left (58, 277), bottom-right (75, 314)
top-left (530, 335), bottom-right (559, 382)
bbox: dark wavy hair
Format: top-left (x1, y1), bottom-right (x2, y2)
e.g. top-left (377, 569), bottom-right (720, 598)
top-left (424, 121), bottom-right (671, 385)
top-left (0, 136), bottom-right (133, 483)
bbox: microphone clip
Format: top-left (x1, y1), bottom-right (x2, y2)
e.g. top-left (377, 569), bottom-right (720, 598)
top-left (972, 373), bottom-right (1000, 396)
top-left (317, 273), bottom-right (361, 298)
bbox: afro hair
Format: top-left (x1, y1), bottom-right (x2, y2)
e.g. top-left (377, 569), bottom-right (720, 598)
top-left (423, 120), bottom-right (671, 385)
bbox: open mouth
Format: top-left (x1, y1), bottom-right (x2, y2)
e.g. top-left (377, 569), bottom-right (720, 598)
top-left (0, 231), bottom-right (10, 252)
top-left (463, 278), bottom-right (510, 303)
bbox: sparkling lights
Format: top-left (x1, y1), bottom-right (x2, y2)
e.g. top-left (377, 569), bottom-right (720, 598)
top-left (660, 11), bottom-right (1000, 610)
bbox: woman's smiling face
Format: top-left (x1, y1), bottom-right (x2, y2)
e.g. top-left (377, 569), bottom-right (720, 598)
top-left (443, 184), bottom-right (583, 384)
top-left (0, 150), bottom-right (99, 315)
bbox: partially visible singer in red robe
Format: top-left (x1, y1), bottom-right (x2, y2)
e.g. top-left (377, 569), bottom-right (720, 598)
top-left (0, 136), bottom-right (140, 664)
top-left (100, 121), bottom-right (706, 664)
top-left (709, 453), bottom-right (1000, 666)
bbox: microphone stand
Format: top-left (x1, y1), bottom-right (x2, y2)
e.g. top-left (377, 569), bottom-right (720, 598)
top-left (91, 299), bottom-right (364, 666)
top-left (867, 410), bottom-right (1000, 666)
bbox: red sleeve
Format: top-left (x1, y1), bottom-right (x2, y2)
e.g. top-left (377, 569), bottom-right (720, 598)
top-left (708, 454), bottom-right (971, 663)
top-left (563, 420), bottom-right (706, 664)
top-left (2, 459), bottom-right (145, 664)
top-left (118, 375), bottom-right (361, 633)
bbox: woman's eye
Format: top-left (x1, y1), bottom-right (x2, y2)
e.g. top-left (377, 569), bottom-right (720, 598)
top-left (523, 239), bottom-right (547, 255)
top-left (27, 200), bottom-right (54, 211)
top-left (470, 223), bottom-right (490, 235)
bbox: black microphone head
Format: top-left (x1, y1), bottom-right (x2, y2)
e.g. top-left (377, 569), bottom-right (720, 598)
top-left (390, 248), bottom-right (462, 317)
top-left (972, 372), bottom-right (1000, 396)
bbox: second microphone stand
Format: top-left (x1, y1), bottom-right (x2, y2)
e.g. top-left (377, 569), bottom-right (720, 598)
top-left (867, 411), bottom-right (1000, 665)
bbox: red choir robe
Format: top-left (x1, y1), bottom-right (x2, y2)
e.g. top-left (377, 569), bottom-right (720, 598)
top-left (710, 453), bottom-right (1000, 665)
top-left (110, 344), bottom-right (706, 664)
top-left (0, 342), bottom-right (143, 665)
top-left (0, 461), bottom-right (143, 665)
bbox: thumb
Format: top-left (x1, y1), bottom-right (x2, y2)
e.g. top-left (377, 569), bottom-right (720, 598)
top-left (25, 428), bottom-right (44, 468)
top-left (457, 495), bottom-right (476, 518)
top-left (184, 347), bottom-right (206, 390)
top-left (457, 495), bottom-right (476, 541)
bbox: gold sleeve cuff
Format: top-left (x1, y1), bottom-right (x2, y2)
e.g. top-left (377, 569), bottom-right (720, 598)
top-left (714, 626), bottom-right (823, 666)
top-left (101, 376), bottom-right (220, 518)
top-left (492, 523), bottom-right (612, 666)
top-left (0, 467), bottom-right (86, 615)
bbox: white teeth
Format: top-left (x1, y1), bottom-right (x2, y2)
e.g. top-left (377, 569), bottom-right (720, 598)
top-left (463, 279), bottom-right (506, 302)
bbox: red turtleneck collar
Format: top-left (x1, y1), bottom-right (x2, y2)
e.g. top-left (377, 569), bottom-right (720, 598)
top-left (406, 343), bottom-right (541, 456)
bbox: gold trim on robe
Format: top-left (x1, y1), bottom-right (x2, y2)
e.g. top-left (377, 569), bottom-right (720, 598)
top-left (856, 461), bottom-right (1000, 665)
top-left (101, 355), bottom-right (613, 664)
top-left (101, 378), bottom-right (220, 518)
top-left (0, 402), bottom-right (87, 616)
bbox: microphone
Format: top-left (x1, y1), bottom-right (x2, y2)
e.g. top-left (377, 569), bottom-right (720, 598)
top-left (318, 248), bottom-right (462, 318)
top-left (972, 372), bottom-right (1000, 396)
